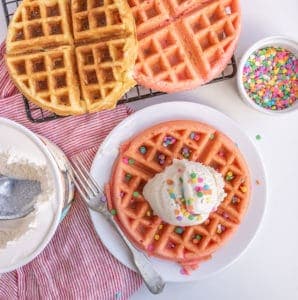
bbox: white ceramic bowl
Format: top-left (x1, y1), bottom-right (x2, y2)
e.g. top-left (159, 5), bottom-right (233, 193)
top-left (237, 36), bottom-right (298, 115)
top-left (0, 118), bottom-right (64, 273)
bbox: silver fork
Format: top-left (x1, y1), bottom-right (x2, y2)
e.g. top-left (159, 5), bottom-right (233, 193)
top-left (69, 158), bottom-right (165, 294)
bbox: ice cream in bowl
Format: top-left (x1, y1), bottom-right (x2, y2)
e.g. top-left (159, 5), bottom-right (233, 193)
top-left (143, 159), bottom-right (226, 226)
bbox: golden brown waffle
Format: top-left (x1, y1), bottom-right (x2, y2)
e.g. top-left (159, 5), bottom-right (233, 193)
top-left (6, 0), bottom-right (137, 116)
top-left (72, 0), bottom-right (134, 42)
top-left (128, 0), bottom-right (241, 92)
top-left (106, 120), bottom-right (250, 270)
top-left (76, 38), bottom-right (136, 112)
top-left (6, 0), bottom-right (73, 54)
top-left (6, 46), bottom-right (85, 115)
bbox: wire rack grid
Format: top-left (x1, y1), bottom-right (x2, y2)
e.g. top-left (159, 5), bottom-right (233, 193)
top-left (2, 0), bottom-right (237, 123)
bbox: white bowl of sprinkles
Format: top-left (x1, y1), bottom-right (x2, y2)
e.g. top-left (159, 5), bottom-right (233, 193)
top-left (237, 36), bottom-right (298, 115)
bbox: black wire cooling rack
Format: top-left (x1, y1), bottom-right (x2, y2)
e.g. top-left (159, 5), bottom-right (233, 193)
top-left (2, 0), bottom-right (237, 123)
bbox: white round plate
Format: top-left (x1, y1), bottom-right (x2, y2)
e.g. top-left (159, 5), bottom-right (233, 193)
top-left (0, 117), bottom-right (64, 273)
top-left (89, 102), bottom-right (267, 282)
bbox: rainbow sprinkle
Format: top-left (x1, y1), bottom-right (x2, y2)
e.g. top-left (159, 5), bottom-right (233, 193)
top-left (133, 191), bottom-right (139, 197)
top-left (163, 136), bottom-right (176, 147)
top-left (147, 244), bottom-right (154, 251)
top-left (255, 134), bottom-right (262, 140)
top-left (180, 267), bottom-right (189, 275)
top-left (167, 171), bottom-right (213, 222)
top-left (157, 153), bottom-right (166, 165)
top-left (110, 209), bottom-right (117, 216)
top-left (175, 227), bottom-right (184, 234)
top-left (190, 132), bottom-right (200, 141)
top-left (242, 47), bottom-right (298, 111)
top-left (139, 146), bottom-right (147, 154)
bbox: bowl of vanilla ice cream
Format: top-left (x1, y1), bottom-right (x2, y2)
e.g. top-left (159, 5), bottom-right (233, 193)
top-left (0, 117), bottom-right (65, 273)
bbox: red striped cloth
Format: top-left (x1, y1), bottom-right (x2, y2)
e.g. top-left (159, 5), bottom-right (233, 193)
top-left (0, 42), bottom-right (142, 299)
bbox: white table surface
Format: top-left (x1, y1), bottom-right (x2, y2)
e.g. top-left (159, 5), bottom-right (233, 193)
top-left (1, 0), bottom-right (297, 299)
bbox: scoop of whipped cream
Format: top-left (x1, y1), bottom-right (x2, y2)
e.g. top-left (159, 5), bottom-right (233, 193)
top-left (143, 159), bottom-right (226, 226)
